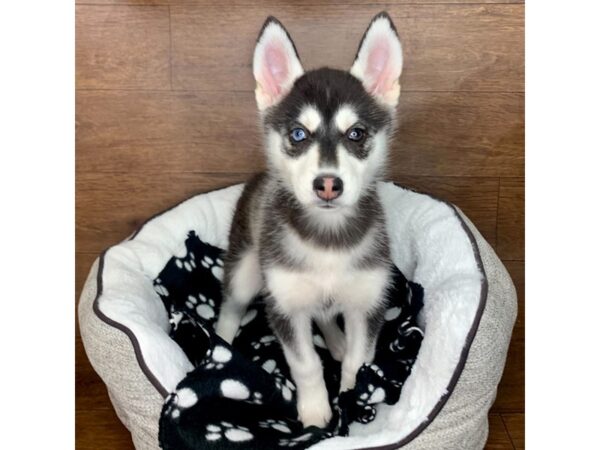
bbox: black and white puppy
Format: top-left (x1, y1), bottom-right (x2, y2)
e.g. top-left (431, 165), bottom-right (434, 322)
top-left (215, 12), bottom-right (403, 428)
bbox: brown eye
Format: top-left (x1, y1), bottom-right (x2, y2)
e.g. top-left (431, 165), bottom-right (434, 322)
top-left (347, 127), bottom-right (365, 142)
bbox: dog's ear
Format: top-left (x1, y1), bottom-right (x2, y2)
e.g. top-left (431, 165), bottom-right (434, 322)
top-left (350, 12), bottom-right (403, 108)
top-left (253, 17), bottom-right (304, 111)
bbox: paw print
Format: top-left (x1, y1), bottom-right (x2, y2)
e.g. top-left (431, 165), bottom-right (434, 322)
top-left (205, 422), bottom-right (253, 443)
top-left (201, 255), bottom-right (224, 281)
top-left (153, 278), bottom-right (169, 297)
top-left (258, 419), bottom-right (292, 434)
top-left (204, 345), bottom-right (232, 370)
top-left (174, 252), bottom-right (197, 272)
top-left (164, 387), bottom-right (198, 420)
top-left (250, 334), bottom-right (277, 350)
top-left (186, 294), bottom-right (216, 320)
top-left (278, 432), bottom-right (314, 447)
top-left (274, 374), bottom-right (295, 402)
top-left (357, 383), bottom-right (386, 406)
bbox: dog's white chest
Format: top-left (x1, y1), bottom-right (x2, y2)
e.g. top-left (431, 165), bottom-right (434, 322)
top-left (264, 228), bottom-right (389, 315)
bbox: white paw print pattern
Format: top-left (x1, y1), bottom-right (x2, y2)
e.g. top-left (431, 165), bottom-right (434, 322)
top-left (175, 251), bottom-right (197, 272)
top-left (258, 419), bottom-right (292, 434)
top-left (166, 387), bottom-right (198, 420)
top-left (278, 432), bottom-right (314, 448)
top-left (185, 294), bottom-right (216, 320)
top-left (219, 378), bottom-right (263, 404)
top-left (256, 358), bottom-right (295, 402)
top-left (250, 334), bottom-right (277, 351)
top-left (153, 278), bottom-right (169, 296)
top-left (205, 422), bottom-right (253, 443)
top-left (204, 345), bottom-right (232, 370)
top-left (201, 255), bottom-right (224, 281)
top-left (357, 383), bottom-right (386, 406)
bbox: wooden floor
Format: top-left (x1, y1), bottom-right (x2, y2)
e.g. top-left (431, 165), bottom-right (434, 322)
top-left (76, 1), bottom-right (524, 448)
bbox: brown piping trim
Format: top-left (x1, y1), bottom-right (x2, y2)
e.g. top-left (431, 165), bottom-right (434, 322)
top-left (89, 181), bottom-right (488, 444)
top-left (92, 250), bottom-right (170, 398)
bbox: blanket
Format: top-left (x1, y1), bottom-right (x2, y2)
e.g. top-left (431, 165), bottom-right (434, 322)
top-left (156, 231), bottom-right (423, 449)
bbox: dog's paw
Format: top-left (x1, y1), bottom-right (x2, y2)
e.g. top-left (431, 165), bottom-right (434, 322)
top-left (297, 390), bottom-right (332, 428)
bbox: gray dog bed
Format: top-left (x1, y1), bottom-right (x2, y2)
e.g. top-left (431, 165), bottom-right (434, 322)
top-left (78, 182), bottom-right (517, 449)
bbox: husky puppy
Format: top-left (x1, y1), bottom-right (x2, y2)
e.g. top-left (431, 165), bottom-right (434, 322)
top-left (215, 12), bottom-right (403, 428)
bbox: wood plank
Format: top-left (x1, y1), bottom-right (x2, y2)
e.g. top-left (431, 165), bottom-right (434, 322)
top-left (76, 172), bottom-right (250, 253)
top-left (76, 5), bottom-right (170, 89)
top-left (77, 252), bottom-right (98, 301)
top-left (497, 178), bottom-right (524, 260)
top-left (170, 4), bottom-right (523, 92)
top-left (76, 90), bottom-right (523, 177)
top-left (394, 176), bottom-right (498, 246)
top-left (76, 252), bottom-right (99, 338)
top-left (395, 93), bottom-right (524, 178)
top-left (492, 261), bottom-right (524, 413)
top-left (76, 408), bottom-right (135, 449)
top-left (485, 414), bottom-right (514, 449)
top-left (502, 413), bottom-right (525, 449)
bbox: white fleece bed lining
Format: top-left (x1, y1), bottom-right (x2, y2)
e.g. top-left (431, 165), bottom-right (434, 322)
top-left (94, 182), bottom-right (486, 449)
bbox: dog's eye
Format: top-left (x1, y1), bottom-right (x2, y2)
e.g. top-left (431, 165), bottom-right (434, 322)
top-left (290, 127), bottom-right (308, 143)
top-left (347, 127), bottom-right (365, 142)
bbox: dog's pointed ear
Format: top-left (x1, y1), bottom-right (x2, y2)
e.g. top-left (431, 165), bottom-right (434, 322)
top-left (253, 17), bottom-right (304, 111)
top-left (350, 12), bottom-right (403, 108)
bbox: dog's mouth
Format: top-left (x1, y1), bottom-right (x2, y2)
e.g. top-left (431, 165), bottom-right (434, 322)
top-left (315, 200), bottom-right (340, 210)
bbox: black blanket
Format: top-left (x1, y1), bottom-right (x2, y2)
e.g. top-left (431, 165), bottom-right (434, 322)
top-left (156, 232), bottom-right (424, 449)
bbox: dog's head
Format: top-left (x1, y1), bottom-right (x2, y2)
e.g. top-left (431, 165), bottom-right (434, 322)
top-left (253, 12), bottom-right (403, 212)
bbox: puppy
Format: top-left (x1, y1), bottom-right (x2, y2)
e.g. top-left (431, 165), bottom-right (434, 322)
top-left (215, 12), bottom-right (403, 428)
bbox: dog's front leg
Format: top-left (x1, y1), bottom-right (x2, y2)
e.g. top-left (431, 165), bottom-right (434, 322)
top-left (267, 305), bottom-right (332, 428)
top-left (339, 309), bottom-right (378, 393)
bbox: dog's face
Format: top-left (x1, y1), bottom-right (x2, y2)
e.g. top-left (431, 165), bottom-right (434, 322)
top-left (252, 13), bottom-right (403, 212)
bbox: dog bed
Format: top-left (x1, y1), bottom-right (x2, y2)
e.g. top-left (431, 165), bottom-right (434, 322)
top-left (78, 181), bottom-right (517, 449)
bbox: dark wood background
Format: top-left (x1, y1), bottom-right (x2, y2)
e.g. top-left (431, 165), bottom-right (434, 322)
top-left (76, 1), bottom-right (524, 448)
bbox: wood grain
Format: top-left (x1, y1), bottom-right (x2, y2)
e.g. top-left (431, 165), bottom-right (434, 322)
top-left (497, 178), bottom-right (525, 260)
top-left (485, 414), bottom-right (514, 449)
top-left (76, 90), bottom-right (523, 177)
top-left (492, 261), bottom-right (524, 413)
top-left (170, 4), bottom-right (523, 92)
top-left (76, 172), bottom-right (250, 253)
top-left (76, 5), bottom-right (170, 89)
top-left (502, 413), bottom-right (525, 449)
top-left (76, 408), bottom-right (135, 449)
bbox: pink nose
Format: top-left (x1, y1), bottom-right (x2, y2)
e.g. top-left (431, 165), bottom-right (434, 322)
top-left (313, 176), bottom-right (344, 201)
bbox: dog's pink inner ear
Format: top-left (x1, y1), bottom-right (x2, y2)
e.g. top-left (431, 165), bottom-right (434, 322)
top-left (365, 36), bottom-right (394, 96)
top-left (261, 43), bottom-right (289, 98)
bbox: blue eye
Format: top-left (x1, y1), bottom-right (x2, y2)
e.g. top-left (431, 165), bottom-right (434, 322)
top-left (347, 127), bottom-right (365, 142)
top-left (290, 127), bottom-right (307, 143)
